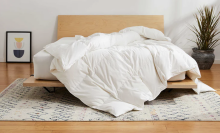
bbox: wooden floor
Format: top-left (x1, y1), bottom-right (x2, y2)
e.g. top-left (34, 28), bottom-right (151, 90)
top-left (0, 63), bottom-right (220, 133)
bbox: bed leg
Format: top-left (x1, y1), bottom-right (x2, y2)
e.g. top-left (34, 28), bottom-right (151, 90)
top-left (168, 89), bottom-right (173, 92)
top-left (43, 87), bottom-right (56, 93)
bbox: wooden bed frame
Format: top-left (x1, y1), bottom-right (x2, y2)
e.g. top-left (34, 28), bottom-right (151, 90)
top-left (23, 15), bottom-right (197, 90)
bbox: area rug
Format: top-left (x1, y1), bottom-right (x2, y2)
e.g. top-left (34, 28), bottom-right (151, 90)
top-left (0, 79), bottom-right (220, 121)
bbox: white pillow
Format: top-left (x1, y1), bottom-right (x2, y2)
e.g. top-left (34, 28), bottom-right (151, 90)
top-left (120, 26), bottom-right (171, 42)
top-left (43, 37), bottom-right (77, 49)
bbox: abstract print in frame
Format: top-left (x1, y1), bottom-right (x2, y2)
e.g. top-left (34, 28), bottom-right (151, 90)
top-left (6, 31), bottom-right (31, 63)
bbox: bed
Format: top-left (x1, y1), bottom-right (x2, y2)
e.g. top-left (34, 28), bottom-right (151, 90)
top-left (24, 15), bottom-right (196, 89)
top-left (23, 15), bottom-right (206, 116)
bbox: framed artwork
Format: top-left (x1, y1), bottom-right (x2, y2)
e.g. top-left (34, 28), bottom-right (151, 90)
top-left (6, 31), bottom-right (32, 63)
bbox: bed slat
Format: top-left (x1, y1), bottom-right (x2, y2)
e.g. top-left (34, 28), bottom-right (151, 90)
top-left (23, 76), bottom-right (197, 89)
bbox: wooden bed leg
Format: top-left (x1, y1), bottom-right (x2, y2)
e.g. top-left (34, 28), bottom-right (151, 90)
top-left (43, 87), bottom-right (56, 93)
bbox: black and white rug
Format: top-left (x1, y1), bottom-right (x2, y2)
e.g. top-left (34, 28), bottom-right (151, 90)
top-left (0, 78), bottom-right (220, 121)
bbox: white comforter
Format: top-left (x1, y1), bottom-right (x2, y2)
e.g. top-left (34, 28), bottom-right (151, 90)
top-left (44, 26), bottom-right (214, 116)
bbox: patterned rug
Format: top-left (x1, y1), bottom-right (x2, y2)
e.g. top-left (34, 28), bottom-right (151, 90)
top-left (0, 79), bottom-right (220, 121)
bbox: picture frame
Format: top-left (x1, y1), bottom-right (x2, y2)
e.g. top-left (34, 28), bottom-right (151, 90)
top-left (6, 31), bottom-right (32, 63)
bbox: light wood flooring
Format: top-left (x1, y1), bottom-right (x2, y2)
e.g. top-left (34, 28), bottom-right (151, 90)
top-left (0, 63), bottom-right (220, 133)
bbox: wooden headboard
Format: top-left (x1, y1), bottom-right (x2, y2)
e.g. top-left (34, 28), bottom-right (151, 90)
top-left (57, 15), bottom-right (164, 40)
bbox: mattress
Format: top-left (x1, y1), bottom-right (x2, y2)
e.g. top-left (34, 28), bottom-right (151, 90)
top-left (34, 49), bottom-right (57, 80)
top-left (34, 38), bottom-right (186, 81)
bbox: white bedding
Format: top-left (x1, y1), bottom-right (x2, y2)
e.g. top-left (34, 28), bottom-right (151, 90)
top-left (34, 37), bottom-right (76, 80)
top-left (34, 39), bottom-right (186, 81)
top-left (44, 26), bottom-right (215, 116)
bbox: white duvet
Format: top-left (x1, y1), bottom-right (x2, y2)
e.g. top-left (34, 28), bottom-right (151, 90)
top-left (44, 26), bottom-right (215, 116)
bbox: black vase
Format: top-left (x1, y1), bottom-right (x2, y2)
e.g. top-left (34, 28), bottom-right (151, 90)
top-left (191, 48), bottom-right (215, 69)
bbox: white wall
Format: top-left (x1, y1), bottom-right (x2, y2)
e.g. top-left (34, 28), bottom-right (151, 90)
top-left (0, 0), bottom-right (220, 63)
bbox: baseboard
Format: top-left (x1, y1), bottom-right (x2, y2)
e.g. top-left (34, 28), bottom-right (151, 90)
top-left (214, 59), bottom-right (220, 64)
